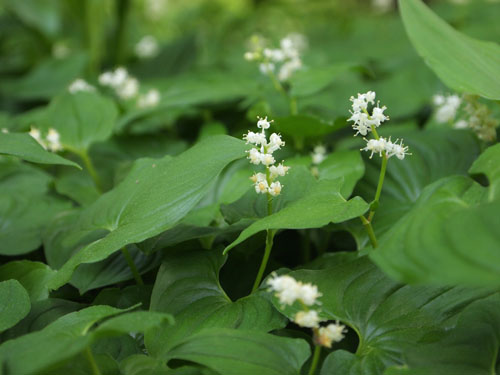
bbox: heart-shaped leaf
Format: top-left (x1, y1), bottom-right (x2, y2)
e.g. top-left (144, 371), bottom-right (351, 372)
top-left (47, 136), bottom-right (247, 290)
top-left (0, 280), bottom-right (31, 333)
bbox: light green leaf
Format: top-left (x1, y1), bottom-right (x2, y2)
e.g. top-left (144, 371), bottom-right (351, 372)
top-left (166, 328), bottom-right (310, 375)
top-left (273, 254), bottom-right (495, 374)
top-left (47, 136), bottom-right (247, 290)
top-left (146, 249), bottom-right (286, 358)
top-left (0, 133), bottom-right (80, 168)
top-left (44, 91), bottom-right (118, 153)
top-left (399, 0), bottom-right (500, 99)
top-left (0, 261), bottom-right (56, 302)
top-left (223, 178), bottom-right (368, 254)
top-left (0, 280), bottom-right (30, 333)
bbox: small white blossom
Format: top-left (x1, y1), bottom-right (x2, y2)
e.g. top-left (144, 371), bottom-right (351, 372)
top-left (317, 322), bottom-right (347, 348)
top-left (278, 58), bottom-right (302, 81)
top-left (46, 128), bottom-right (63, 152)
top-left (267, 133), bottom-right (285, 152)
top-left (259, 62), bottom-right (275, 75)
top-left (68, 79), bottom-right (95, 94)
top-left (244, 131), bottom-right (267, 145)
top-left (250, 173), bottom-right (267, 183)
top-left (257, 116), bottom-right (272, 130)
top-left (135, 35), bottom-right (159, 59)
top-left (261, 153), bottom-right (276, 166)
top-left (371, 105), bottom-right (388, 127)
top-left (137, 89), bottom-right (161, 108)
top-left (433, 93), bottom-right (462, 123)
top-left (299, 283), bottom-right (322, 306)
top-left (29, 127), bottom-right (45, 149)
top-left (268, 181), bottom-right (282, 196)
top-left (311, 144), bottom-right (327, 165)
top-left (269, 163), bottom-right (290, 179)
top-left (362, 138), bottom-right (386, 158)
top-left (255, 180), bottom-right (269, 194)
top-left (248, 148), bottom-right (262, 165)
top-left (118, 77), bottom-right (139, 100)
top-left (454, 120), bottom-right (468, 129)
top-left (1, 128), bottom-right (8, 134)
top-left (294, 310), bottom-right (320, 328)
top-left (99, 67), bottom-right (140, 100)
top-left (267, 274), bottom-right (301, 305)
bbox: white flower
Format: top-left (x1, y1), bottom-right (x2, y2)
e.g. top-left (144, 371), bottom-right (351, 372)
top-left (137, 89), bottom-right (161, 108)
top-left (278, 58), bottom-right (302, 81)
top-left (433, 94), bottom-right (445, 106)
top-left (317, 322), bottom-right (347, 348)
top-left (386, 139), bottom-right (410, 160)
top-left (454, 120), bottom-right (468, 129)
top-left (267, 274), bottom-right (302, 305)
top-left (248, 148), bottom-right (262, 165)
top-left (118, 77), bottom-right (139, 100)
top-left (1, 128), bottom-right (8, 134)
top-left (261, 153), bottom-right (276, 166)
top-left (250, 173), bottom-right (267, 183)
top-left (269, 163), bottom-right (290, 178)
top-left (259, 62), bottom-right (275, 74)
top-left (267, 133), bottom-right (285, 152)
top-left (311, 145), bottom-right (327, 165)
top-left (268, 181), bottom-right (282, 196)
top-left (46, 128), bottom-right (63, 152)
top-left (257, 116), bottom-right (272, 130)
top-left (135, 35), bottom-right (159, 59)
top-left (294, 310), bottom-right (320, 328)
top-left (434, 93), bottom-right (462, 123)
top-left (68, 79), bottom-right (95, 94)
top-left (244, 131), bottom-right (267, 145)
top-left (298, 283), bottom-right (322, 306)
top-left (313, 145), bottom-right (326, 155)
top-left (244, 51), bottom-right (257, 61)
top-left (29, 127), bottom-right (46, 149)
top-left (362, 138), bottom-right (387, 158)
top-left (371, 105), bottom-right (388, 127)
top-left (255, 180), bottom-right (269, 194)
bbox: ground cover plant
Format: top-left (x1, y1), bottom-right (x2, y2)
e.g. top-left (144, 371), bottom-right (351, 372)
top-left (0, 0), bottom-right (499, 374)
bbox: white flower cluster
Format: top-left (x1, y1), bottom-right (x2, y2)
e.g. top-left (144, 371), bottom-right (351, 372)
top-left (462, 96), bottom-right (498, 142)
top-left (348, 91), bottom-right (410, 160)
top-left (99, 67), bottom-right (139, 100)
top-left (311, 145), bottom-right (327, 165)
top-left (348, 91), bottom-right (388, 136)
top-left (267, 274), bottom-right (347, 348)
top-left (244, 34), bottom-right (306, 82)
top-left (137, 89), bottom-right (161, 109)
top-left (433, 93), bottom-right (498, 142)
top-left (68, 79), bottom-right (95, 94)
top-left (29, 127), bottom-right (62, 152)
top-left (362, 137), bottom-right (410, 160)
top-left (433, 94), bottom-right (461, 124)
top-left (99, 67), bottom-right (161, 108)
top-left (135, 35), bottom-right (159, 59)
top-left (244, 117), bottom-right (290, 197)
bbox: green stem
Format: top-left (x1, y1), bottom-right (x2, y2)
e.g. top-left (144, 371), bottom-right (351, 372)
top-left (360, 216), bottom-right (378, 248)
top-left (80, 150), bottom-right (102, 193)
top-left (368, 154), bottom-right (388, 222)
top-left (290, 96), bottom-right (298, 115)
top-left (84, 347), bottom-right (102, 375)
top-left (120, 246), bottom-right (144, 286)
top-left (267, 70), bottom-right (298, 115)
top-left (251, 190), bottom-right (275, 293)
top-left (307, 345), bottom-right (322, 375)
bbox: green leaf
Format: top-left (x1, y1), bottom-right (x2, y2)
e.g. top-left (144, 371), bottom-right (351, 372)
top-left (385, 294), bottom-right (500, 375)
top-left (469, 143), bottom-right (500, 200)
top-left (273, 254), bottom-right (495, 374)
top-left (0, 280), bottom-right (30, 333)
top-left (0, 162), bottom-right (72, 255)
top-left (371, 173), bottom-right (500, 287)
top-left (0, 55), bottom-right (88, 100)
top-left (146, 249), bottom-right (286, 358)
top-left (47, 136), bottom-right (247, 290)
top-left (44, 91), bottom-right (118, 153)
top-left (399, 0), bottom-right (500, 100)
top-left (0, 261), bottom-right (56, 302)
top-left (223, 178), bottom-right (368, 254)
top-left (0, 305), bottom-right (172, 375)
top-left (166, 328), bottom-right (310, 375)
top-left (274, 115), bottom-right (340, 138)
top-left (289, 63), bottom-right (358, 97)
top-left (0, 133), bottom-right (81, 168)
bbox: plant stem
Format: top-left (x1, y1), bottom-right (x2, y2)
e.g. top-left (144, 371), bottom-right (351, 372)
top-left (290, 96), bottom-right (298, 115)
top-left (267, 71), bottom-right (298, 115)
top-left (80, 150), bottom-right (102, 193)
top-left (84, 347), bottom-right (101, 375)
top-left (307, 345), bottom-right (322, 375)
top-left (360, 215), bottom-right (378, 248)
top-left (120, 246), bottom-right (144, 286)
top-left (251, 191), bottom-right (275, 293)
top-left (368, 154), bottom-right (388, 221)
